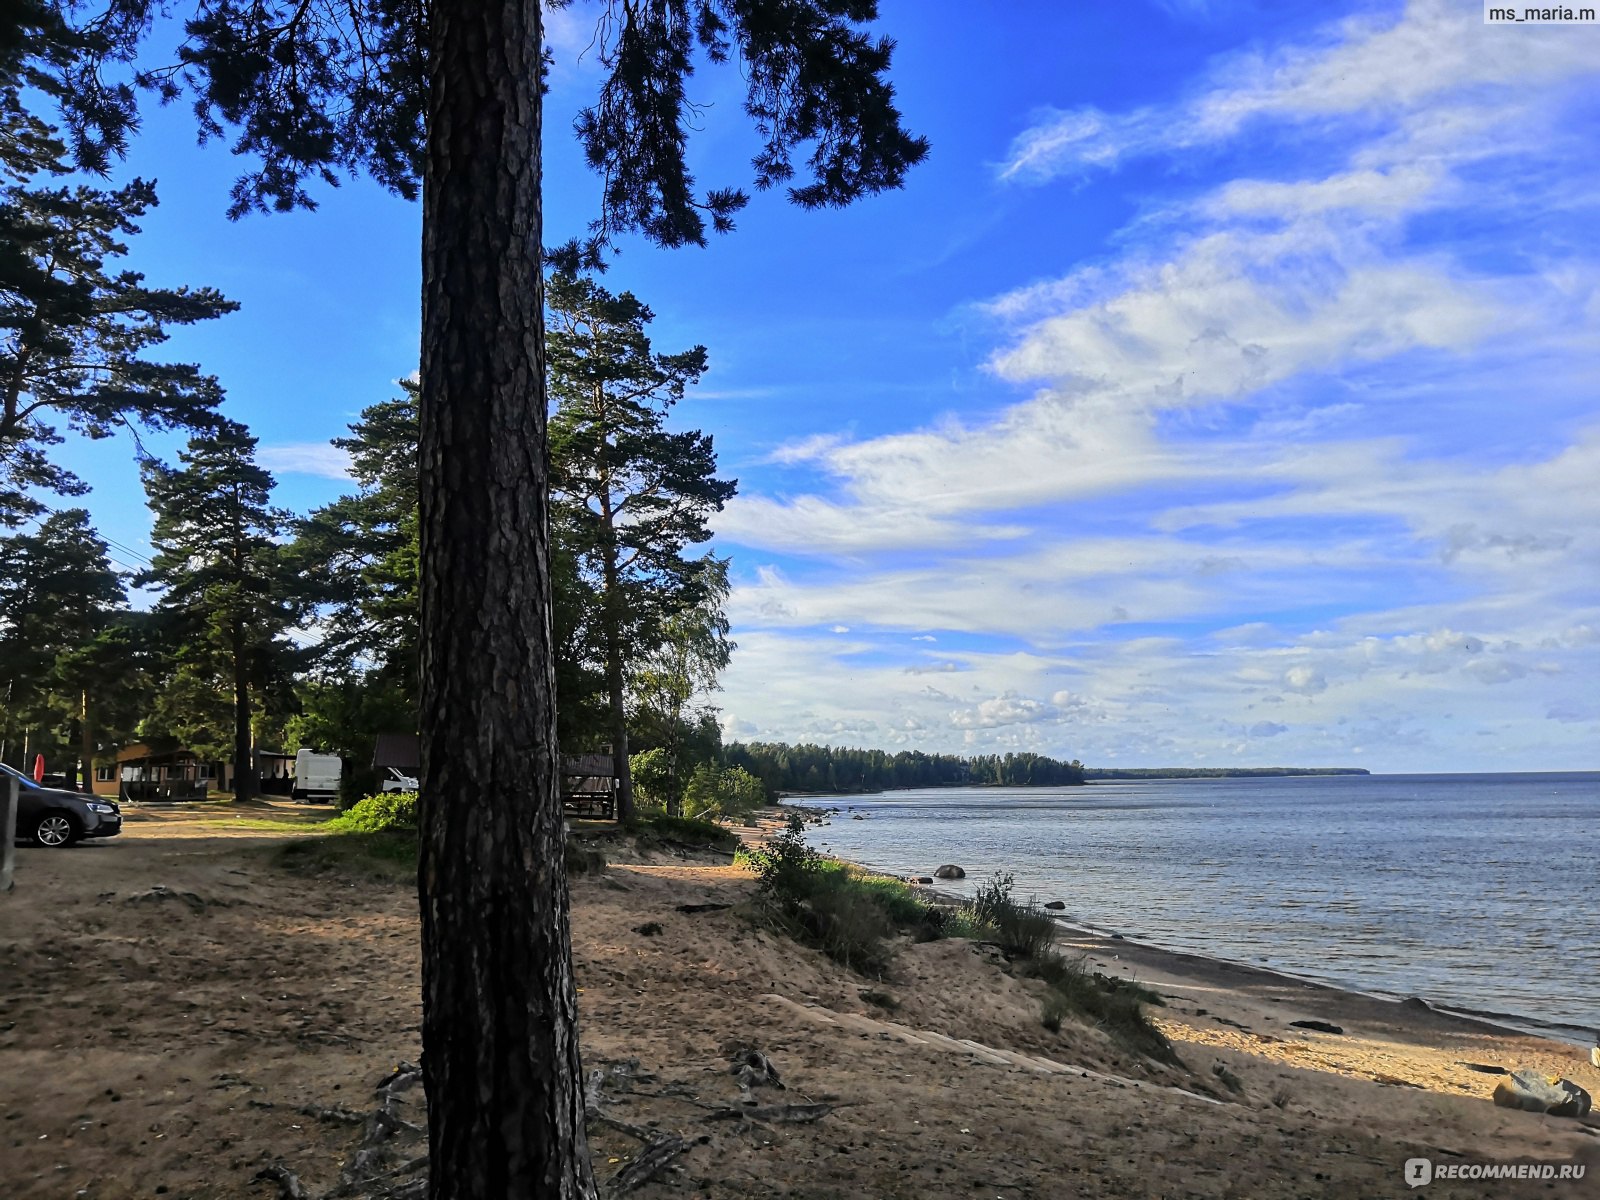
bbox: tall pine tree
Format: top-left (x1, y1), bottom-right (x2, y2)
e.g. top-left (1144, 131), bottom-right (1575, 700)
top-left (140, 423), bottom-right (300, 801)
top-left (0, 506), bottom-right (125, 779)
top-left (0, 98), bottom-right (236, 522)
top-left (293, 380), bottom-right (421, 697)
top-left (43, 3), bottom-right (927, 1189)
top-left (547, 272), bottom-right (735, 822)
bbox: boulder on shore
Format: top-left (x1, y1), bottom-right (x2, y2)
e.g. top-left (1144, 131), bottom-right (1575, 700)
top-left (1491, 1071), bottom-right (1592, 1118)
top-left (1289, 1020), bottom-right (1345, 1036)
top-left (933, 864), bottom-right (965, 880)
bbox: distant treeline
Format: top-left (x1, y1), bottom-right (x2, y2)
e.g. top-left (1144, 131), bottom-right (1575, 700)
top-left (1082, 767), bottom-right (1370, 779)
top-left (724, 741), bottom-right (1086, 796)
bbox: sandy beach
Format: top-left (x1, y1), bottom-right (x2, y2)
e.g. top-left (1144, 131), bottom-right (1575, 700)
top-left (2, 803), bottom-right (1596, 1198)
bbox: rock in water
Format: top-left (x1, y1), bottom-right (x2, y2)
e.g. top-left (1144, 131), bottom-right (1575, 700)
top-left (1491, 1071), bottom-right (1592, 1118)
top-left (933, 864), bottom-right (965, 880)
top-left (1044, 901), bottom-right (1066, 910)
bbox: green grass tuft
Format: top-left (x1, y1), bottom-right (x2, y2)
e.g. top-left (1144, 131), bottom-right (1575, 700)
top-left (626, 811), bottom-right (739, 851)
top-left (741, 815), bottom-right (948, 973)
top-left (271, 829), bottom-right (418, 883)
top-left (1029, 952), bottom-right (1177, 1063)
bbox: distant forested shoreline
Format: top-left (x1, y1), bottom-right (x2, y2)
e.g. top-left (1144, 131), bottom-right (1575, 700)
top-left (724, 742), bottom-right (1371, 797)
top-left (1082, 767), bottom-right (1370, 779)
top-left (724, 742), bottom-right (1086, 796)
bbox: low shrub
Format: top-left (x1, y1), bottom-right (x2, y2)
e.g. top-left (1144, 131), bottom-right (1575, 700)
top-left (947, 873), bottom-right (1173, 1061)
top-left (812, 861), bottom-right (928, 925)
top-left (326, 790), bottom-right (418, 834)
top-left (565, 841), bottom-right (607, 875)
top-left (1029, 952), bottom-right (1177, 1063)
top-left (628, 811), bottom-right (739, 852)
top-left (802, 884), bottom-right (896, 974)
top-left (1041, 990), bottom-right (1071, 1033)
top-left (743, 814), bottom-right (822, 907)
top-left (742, 815), bottom-right (945, 972)
top-left (966, 871), bottom-right (1057, 959)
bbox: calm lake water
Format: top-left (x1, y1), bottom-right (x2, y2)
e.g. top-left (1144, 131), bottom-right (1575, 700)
top-left (792, 773), bottom-right (1599, 1042)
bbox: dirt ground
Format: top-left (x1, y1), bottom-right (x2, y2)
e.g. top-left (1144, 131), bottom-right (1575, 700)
top-left (2, 804), bottom-right (1596, 1199)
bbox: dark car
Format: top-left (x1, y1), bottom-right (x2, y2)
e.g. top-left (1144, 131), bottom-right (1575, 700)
top-left (0, 763), bottom-right (122, 847)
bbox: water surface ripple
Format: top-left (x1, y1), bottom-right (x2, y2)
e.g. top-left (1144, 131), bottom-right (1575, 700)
top-left (794, 773), bottom-right (1598, 1040)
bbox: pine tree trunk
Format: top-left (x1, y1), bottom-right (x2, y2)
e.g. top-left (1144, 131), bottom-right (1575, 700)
top-left (596, 458), bottom-right (633, 823)
top-left (416, 0), bottom-right (595, 1194)
top-left (600, 541), bottom-right (633, 823)
top-left (78, 690), bottom-right (92, 793)
top-left (604, 623), bottom-right (633, 824)
top-left (232, 634), bottom-right (255, 802)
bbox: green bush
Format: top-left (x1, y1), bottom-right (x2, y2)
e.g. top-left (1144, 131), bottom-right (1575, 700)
top-left (1029, 952), bottom-right (1176, 1063)
top-left (326, 791), bottom-right (418, 833)
top-left (803, 884), bottom-right (896, 974)
top-left (682, 763), bottom-right (766, 820)
top-left (743, 814), bottom-right (822, 907)
top-left (944, 873), bottom-right (1172, 1061)
top-left (565, 841), bottom-right (607, 875)
top-left (629, 810), bottom-right (739, 851)
top-left (966, 871), bottom-right (1058, 959)
top-left (742, 815), bottom-right (945, 970)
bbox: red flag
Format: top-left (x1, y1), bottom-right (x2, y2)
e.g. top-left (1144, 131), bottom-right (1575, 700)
top-left (32, 754), bottom-right (45, 782)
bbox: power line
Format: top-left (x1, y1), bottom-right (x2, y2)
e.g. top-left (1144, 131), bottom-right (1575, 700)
top-left (14, 502), bottom-right (327, 650)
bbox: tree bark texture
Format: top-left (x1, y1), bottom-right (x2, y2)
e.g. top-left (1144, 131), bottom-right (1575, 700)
top-left (416, 0), bottom-right (595, 1195)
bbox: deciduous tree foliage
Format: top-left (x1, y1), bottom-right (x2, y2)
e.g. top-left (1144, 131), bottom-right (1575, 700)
top-left (627, 555), bottom-right (732, 814)
top-left (139, 423), bottom-right (301, 801)
top-left (40, 1), bottom-right (926, 1192)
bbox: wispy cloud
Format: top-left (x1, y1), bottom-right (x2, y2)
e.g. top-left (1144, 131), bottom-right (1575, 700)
top-left (714, 0), bottom-right (1600, 770)
top-left (997, 1), bottom-right (1599, 184)
top-left (258, 443), bottom-right (352, 480)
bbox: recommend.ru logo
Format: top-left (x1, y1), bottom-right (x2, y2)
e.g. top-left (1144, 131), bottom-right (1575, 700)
top-left (1404, 1157), bottom-right (1588, 1187)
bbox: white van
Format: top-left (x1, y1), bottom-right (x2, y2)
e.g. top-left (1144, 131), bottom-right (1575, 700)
top-left (292, 749), bottom-right (343, 801)
top-left (380, 766), bottom-right (419, 793)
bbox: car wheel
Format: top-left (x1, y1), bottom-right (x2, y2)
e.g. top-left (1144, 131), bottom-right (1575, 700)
top-left (34, 813), bottom-right (77, 848)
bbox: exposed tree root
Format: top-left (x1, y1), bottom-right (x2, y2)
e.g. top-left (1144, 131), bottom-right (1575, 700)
top-left (252, 1046), bottom-right (827, 1198)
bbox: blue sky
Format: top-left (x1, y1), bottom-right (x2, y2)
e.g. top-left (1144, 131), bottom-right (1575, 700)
top-left (43, 0), bottom-right (1600, 772)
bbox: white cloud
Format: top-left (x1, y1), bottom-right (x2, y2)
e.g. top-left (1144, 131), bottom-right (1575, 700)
top-left (998, 0), bottom-right (1600, 183)
top-left (258, 443), bottom-right (352, 480)
top-left (951, 692), bottom-right (1062, 729)
top-left (765, 433), bottom-right (847, 465)
top-left (1282, 666), bottom-right (1327, 695)
top-left (711, 0), bottom-right (1600, 771)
